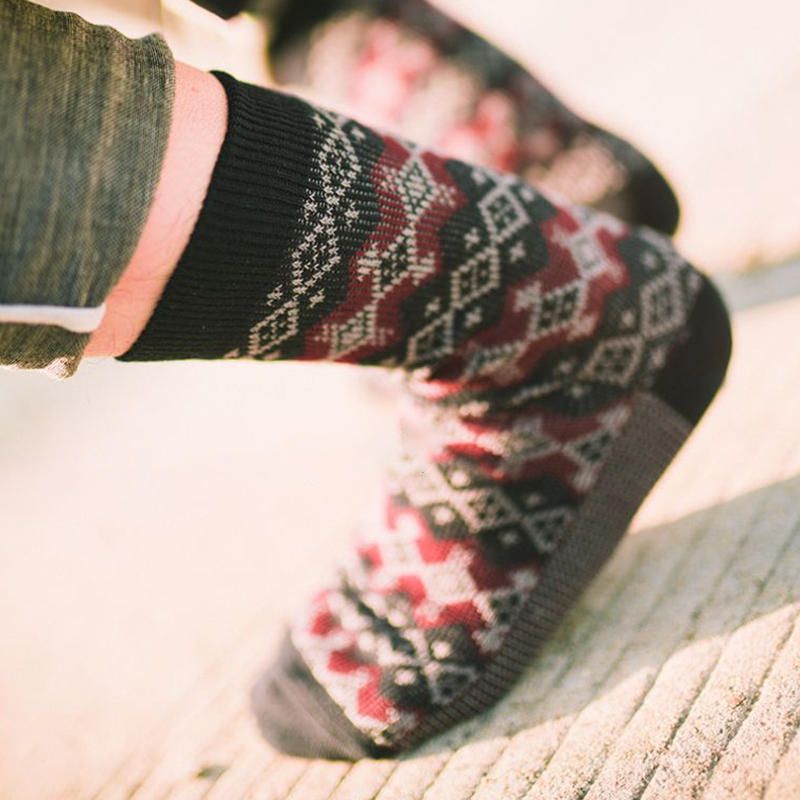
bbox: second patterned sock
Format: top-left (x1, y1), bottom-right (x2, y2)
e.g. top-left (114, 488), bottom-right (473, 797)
top-left (268, 0), bottom-right (681, 235)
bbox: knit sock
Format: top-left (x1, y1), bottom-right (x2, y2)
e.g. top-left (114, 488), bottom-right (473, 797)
top-left (267, 0), bottom-right (681, 235)
top-left (120, 73), bottom-right (731, 758)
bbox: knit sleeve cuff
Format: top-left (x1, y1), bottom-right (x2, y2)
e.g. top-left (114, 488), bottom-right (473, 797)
top-left (0, 1), bottom-right (175, 376)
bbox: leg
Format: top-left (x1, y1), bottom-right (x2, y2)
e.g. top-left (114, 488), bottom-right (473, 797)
top-left (0, 2), bottom-right (730, 757)
top-left (115, 72), bottom-right (732, 756)
top-left (85, 62), bottom-right (227, 358)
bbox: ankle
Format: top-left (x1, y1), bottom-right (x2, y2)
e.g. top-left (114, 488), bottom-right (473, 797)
top-left (85, 63), bottom-right (228, 358)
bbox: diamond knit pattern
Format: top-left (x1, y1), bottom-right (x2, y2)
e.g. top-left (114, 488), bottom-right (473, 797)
top-left (122, 76), bottom-right (703, 751)
top-left (234, 102), bottom-right (697, 747)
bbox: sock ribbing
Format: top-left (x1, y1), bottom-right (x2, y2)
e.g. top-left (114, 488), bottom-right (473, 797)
top-left (121, 74), bottom-right (319, 361)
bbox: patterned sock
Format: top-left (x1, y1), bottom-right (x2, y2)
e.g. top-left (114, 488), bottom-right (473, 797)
top-left (267, 0), bottom-right (681, 235)
top-left (120, 73), bottom-right (731, 758)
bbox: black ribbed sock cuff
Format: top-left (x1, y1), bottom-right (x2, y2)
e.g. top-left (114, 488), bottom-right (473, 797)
top-left (119, 72), bottom-right (314, 362)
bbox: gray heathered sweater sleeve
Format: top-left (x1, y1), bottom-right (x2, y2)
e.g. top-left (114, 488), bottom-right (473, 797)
top-left (0, 0), bottom-right (175, 377)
